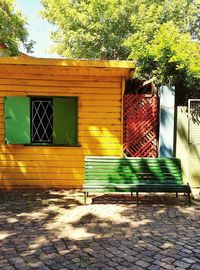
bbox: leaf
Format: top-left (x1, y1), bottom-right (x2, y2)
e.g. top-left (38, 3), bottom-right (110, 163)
top-left (0, 0), bottom-right (34, 55)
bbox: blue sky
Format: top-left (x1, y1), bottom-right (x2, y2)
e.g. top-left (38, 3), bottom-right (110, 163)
top-left (15, 0), bottom-right (59, 58)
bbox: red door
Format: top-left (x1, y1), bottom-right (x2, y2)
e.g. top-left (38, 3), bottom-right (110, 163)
top-left (123, 93), bottom-right (159, 157)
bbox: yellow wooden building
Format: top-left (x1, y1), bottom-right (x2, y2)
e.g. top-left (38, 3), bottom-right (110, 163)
top-left (0, 57), bottom-right (134, 189)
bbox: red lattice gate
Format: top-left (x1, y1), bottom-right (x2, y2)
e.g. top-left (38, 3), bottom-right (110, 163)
top-left (123, 94), bottom-right (159, 157)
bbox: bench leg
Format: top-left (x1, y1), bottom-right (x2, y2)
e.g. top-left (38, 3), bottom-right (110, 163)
top-left (84, 192), bottom-right (87, 205)
top-left (188, 192), bottom-right (191, 206)
top-left (176, 192), bottom-right (178, 198)
top-left (131, 192), bottom-right (133, 197)
top-left (136, 192), bottom-right (139, 205)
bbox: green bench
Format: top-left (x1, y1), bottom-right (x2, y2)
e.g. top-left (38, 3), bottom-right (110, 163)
top-left (83, 156), bottom-right (191, 204)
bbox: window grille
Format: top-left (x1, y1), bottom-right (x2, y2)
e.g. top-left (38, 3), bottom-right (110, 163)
top-left (31, 98), bottom-right (53, 143)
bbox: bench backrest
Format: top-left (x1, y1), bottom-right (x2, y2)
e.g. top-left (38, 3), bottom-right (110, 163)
top-left (84, 157), bottom-right (183, 187)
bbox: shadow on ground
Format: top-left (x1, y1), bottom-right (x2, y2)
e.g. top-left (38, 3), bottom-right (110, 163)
top-left (91, 193), bottom-right (192, 206)
top-left (0, 190), bottom-right (200, 270)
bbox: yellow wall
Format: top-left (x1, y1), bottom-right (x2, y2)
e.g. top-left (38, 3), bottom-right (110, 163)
top-left (0, 72), bottom-right (124, 189)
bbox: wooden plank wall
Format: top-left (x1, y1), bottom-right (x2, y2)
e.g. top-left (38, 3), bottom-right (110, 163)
top-left (0, 71), bottom-right (123, 189)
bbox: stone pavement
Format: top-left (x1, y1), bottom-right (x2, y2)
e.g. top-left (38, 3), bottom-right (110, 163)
top-left (0, 190), bottom-right (200, 270)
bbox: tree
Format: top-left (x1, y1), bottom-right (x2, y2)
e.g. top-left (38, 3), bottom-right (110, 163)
top-left (0, 0), bottom-right (34, 56)
top-left (128, 21), bottom-right (200, 104)
top-left (127, 21), bottom-right (200, 81)
top-left (124, 0), bottom-right (200, 98)
top-left (40, 0), bottom-right (200, 100)
top-left (40, 0), bottom-right (134, 59)
top-left (125, 0), bottom-right (200, 103)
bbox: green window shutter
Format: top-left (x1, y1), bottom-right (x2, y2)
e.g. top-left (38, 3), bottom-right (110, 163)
top-left (53, 97), bottom-right (78, 145)
top-left (4, 97), bottom-right (31, 144)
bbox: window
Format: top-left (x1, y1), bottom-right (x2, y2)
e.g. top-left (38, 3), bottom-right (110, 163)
top-left (31, 98), bottom-right (53, 143)
top-left (4, 96), bottom-right (78, 145)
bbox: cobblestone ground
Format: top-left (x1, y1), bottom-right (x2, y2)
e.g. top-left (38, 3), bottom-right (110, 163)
top-left (0, 190), bottom-right (200, 270)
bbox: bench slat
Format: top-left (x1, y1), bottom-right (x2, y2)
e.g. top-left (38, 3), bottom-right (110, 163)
top-left (83, 157), bottom-right (191, 203)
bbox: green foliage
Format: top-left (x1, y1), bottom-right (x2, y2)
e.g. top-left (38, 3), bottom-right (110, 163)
top-left (0, 0), bottom-right (35, 56)
top-left (40, 0), bottom-right (199, 96)
top-left (125, 0), bottom-right (200, 89)
top-left (127, 22), bottom-right (200, 84)
top-left (40, 0), bottom-right (134, 59)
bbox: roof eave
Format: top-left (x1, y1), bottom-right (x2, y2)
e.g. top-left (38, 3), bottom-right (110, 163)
top-left (0, 57), bottom-right (135, 70)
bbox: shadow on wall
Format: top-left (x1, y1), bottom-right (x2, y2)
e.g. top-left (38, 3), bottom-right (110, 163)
top-left (0, 122), bottom-right (121, 189)
top-left (188, 104), bottom-right (200, 187)
top-left (176, 106), bottom-right (200, 188)
top-left (159, 108), bottom-right (173, 157)
top-left (159, 85), bottom-right (175, 158)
